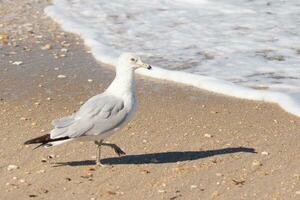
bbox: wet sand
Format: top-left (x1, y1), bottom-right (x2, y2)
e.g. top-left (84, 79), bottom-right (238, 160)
top-left (1, 0), bottom-right (300, 199)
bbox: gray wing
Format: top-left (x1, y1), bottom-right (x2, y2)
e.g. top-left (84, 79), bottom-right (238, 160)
top-left (51, 115), bottom-right (75, 128)
top-left (50, 94), bottom-right (127, 139)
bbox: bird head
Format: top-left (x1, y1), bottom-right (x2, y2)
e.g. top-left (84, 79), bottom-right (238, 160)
top-left (118, 53), bottom-right (151, 70)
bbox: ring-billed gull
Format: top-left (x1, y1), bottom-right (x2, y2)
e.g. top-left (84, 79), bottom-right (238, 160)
top-left (24, 52), bottom-right (152, 165)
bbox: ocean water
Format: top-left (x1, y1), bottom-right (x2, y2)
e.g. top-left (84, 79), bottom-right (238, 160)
top-left (45, 0), bottom-right (300, 116)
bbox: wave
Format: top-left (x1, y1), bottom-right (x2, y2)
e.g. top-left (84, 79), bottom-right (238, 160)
top-left (45, 0), bottom-right (300, 117)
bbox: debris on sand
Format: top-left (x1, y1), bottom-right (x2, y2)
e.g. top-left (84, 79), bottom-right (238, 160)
top-left (204, 133), bottom-right (213, 138)
top-left (252, 160), bottom-right (263, 167)
top-left (141, 169), bottom-right (150, 174)
top-left (190, 185), bottom-right (197, 189)
top-left (12, 61), bottom-right (23, 66)
top-left (19, 179), bottom-right (26, 183)
top-left (61, 41), bottom-right (70, 47)
top-left (81, 172), bottom-right (93, 179)
top-left (88, 167), bottom-right (96, 171)
top-left (41, 44), bottom-right (52, 50)
top-left (20, 117), bottom-right (29, 121)
top-left (261, 151), bottom-right (269, 156)
top-left (216, 173), bottom-right (223, 177)
top-left (7, 165), bottom-right (19, 171)
top-left (232, 179), bottom-right (245, 186)
top-left (104, 191), bottom-right (116, 196)
top-left (57, 74), bottom-right (67, 79)
top-left (211, 191), bottom-right (220, 198)
top-left (61, 48), bottom-right (68, 53)
top-left (0, 33), bottom-right (9, 44)
top-left (65, 177), bottom-right (72, 181)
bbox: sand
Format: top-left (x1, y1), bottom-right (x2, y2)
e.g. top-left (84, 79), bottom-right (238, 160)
top-left (1, 0), bottom-right (300, 199)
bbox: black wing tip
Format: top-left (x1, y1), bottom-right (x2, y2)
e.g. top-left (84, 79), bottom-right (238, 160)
top-left (24, 134), bottom-right (51, 145)
top-left (24, 134), bottom-right (70, 148)
top-left (24, 138), bottom-right (40, 145)
top-left (32, 143), bottom-right (45, 150)
top-left (24, 141), bottom-right (31, 145)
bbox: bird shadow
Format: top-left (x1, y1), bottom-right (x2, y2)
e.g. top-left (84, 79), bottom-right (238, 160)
top-left (53, 147), bottom-right (256, 167)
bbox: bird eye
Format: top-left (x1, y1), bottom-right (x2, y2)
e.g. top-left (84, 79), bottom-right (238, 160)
top-left (130, 58), bottom-right (136, 62)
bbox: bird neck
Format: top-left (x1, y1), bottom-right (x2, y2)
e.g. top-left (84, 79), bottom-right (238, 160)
top-left (106, 66), bottom-right (135, 97)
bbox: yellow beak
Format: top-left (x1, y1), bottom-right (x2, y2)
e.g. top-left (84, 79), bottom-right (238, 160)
top-left (138, 62), bottom-right (152, 70)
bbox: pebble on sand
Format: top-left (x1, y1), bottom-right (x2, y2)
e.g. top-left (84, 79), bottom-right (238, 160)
top-left (88, 167), bottom-right (96, 171)
top-left (211, 191), bottom-right (220, 197)
top-left (81, 172), bottom-right (93, 179)
top-left (19, 179), bottom-right (25, 183)
top-left (252, 160), bottom-right (263, 167)
top-left (61, 48), bottom-right (68, 52)
top-left (61, 41), bottom-right (70, 47)
top-left (7, 165), bottom-right (19, 171)
top-left (190, 185), bottom-right (198, 189)
top-left (57, 74), bottom-right (67, 79)
top-left (261, 151), bottom-right (269, 156)
top-left (141, 169), bottom-right (150, 174)
top-left (48, 154), bottom-right (55, 159)
top-left (65, 177), bottom-right (72, 181)
top-left (105, 191), bottom-right (116, 196)
top-left (12, 61), bottom-right (23, 66)
top-left (0, 33), bottom-right (9, 44)
top-left (41, 44), bottom-right (52, 50)
top-left (204, 133), bottom-right (213, 138)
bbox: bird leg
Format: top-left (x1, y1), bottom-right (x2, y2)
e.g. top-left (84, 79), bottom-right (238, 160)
top-left (94, 140), bottom-right (125, 166)
top-left (94, 139), bottom-right (103, 166)
top-left (101, 142), bottom-right (126, 156)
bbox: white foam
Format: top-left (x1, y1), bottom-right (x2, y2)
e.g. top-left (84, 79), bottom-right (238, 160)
top-left (137, 67), bottom-right (300, 116)
top-left (45, 0), bottom-right (300, 117)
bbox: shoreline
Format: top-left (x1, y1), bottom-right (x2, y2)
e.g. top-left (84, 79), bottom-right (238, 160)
top-left (45, 0), bottom-right (300, 119)
top-left (1, 0), bottom-right (300, 199)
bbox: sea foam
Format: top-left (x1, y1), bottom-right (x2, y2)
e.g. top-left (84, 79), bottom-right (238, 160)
top-left (45, 0), bottom-right (300, 117)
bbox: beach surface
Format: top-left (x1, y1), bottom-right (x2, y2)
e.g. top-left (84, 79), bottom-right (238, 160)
top-left (0, 1), bottom-right (300, 199)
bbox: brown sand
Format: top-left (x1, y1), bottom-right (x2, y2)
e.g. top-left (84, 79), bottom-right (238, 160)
top-left (1, 1), bottom-right (300, 199)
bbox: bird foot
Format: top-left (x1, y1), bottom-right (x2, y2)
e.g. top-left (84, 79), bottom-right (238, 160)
top-left (113, 146), bottom-right (126, 156)
top-left (101, 142), bottom-right (126, 157)
top-left (96, 161), bottom-right (111, 168)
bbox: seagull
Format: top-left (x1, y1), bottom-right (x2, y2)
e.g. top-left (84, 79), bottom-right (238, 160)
top-left (24, 53), bottom-right (152, 165)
